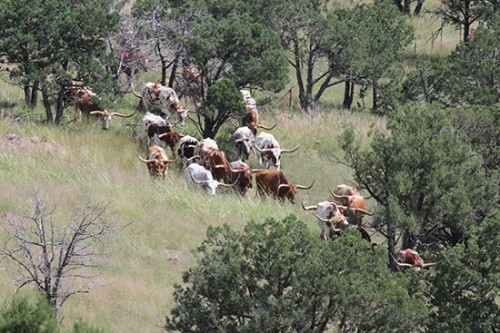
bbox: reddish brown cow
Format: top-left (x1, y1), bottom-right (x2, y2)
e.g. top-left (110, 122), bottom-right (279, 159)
top-left (394, 249), bottom-right (437, 271)
top-left (136, 145), bottom-right (177, 178)
top-left (330, 185), bottom-right (373, 217)
top-left (202, 148), bottom-right (230, 182)
top-left (255, 170), bottom-right (314, 204)
top-left (242, 108), bottom-right (276, 135)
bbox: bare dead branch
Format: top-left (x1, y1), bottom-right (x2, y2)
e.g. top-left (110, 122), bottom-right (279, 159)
top-left (0, 193), bottom-right (114, 312)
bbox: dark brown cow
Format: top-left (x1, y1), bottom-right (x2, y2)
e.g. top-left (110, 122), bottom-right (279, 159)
top-left (255, 170), bottom-right (314, 204)
top-left (136, 145), bottom-right (177, 178)
top-left (225, 160), bottom-right (253, 195)
top-left (394, 249), bottom-right (437, 271)
top-left (63, 85), bottom-right (134, 129)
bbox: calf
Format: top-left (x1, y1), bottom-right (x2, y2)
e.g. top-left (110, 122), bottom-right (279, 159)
top-left (255, 170), bottom-right (314, 204)
top-left (136, 145), bottom-right (177, 178)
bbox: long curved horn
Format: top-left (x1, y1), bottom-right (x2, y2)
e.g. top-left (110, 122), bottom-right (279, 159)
top-left (229, 165), bottom-right (244, 173)
top-left (165, 156), bottom-right (179, 163)
top-left (330, 188), bottom-right (350, 199)
top-left (349, 207), bottom-right (374, 216)
top-left (281, 145), bottom-right (301, 153)
top-left (189, 170), bottom-right (206, 185)
top-left (422, 262), bottom-right (437, 268)
top-left (301, 202), bottom-right (317, 211)
top-left (253, 145), bottom-right (272, 153)
top-left (111, 110), bottom-right (137, 118)
top-left (187, 155), bottom-right (201, 162)
top-left (218, 176), bottom-right (240, 188)
top-left (278, 184), bottom-right (290, 191)
top-left (389, 252), bottom-right (415, 268)
top-left (130, 81), bottom-right (142, 98)
top-left (90, 110), bottom-right (104, 115)
top-left (296, 180), bottom-right (315, 190)
top-left (136, 153), bottom-right (155, 163)
top-left (314, 214), bottom-right (342, 232)
top-left (158, 131), bottom-right (175, 139)
top-left (251, 168), bottom-right (266, 173)
top-left (258, 123), bottom-right (277, 130)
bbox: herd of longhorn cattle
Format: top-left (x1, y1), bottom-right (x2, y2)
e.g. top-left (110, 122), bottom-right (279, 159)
top-left (63, 83), bottom-right (435, 271)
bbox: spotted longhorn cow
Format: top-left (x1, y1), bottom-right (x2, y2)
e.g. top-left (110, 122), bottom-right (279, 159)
top-left (132, 81), bottom-right (191, 125)
top-left (254, 132), bottom-right (300, 170)
top-left (225, 160), bottom-right (253, 196)
top-left (255, 170), bottom-right (314, 204)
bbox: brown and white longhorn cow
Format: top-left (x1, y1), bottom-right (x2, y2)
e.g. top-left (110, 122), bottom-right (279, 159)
top-left (64, 85), bottom-right (134, 129)
top-left (225, 160), bottom-right (253, 196)
top-left (302, 201), bottom-right (349, 240)
top-left (255, 170), bottom-right (314, 204)
top-left (254, 132), bottom-right (300, 171)
top-left (136, 145), bottom-right (177, 178)
top-left (394, 249), bottom-right (437, 271)
top-left (132, 81), bottom-right (191, 125)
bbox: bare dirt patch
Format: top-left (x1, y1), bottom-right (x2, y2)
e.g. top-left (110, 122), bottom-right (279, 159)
top-left (0, 133), bottom-right (62, 154)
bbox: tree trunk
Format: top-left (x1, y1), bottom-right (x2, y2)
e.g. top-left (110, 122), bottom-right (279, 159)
top-left (402, 229), bottom-right (417, 250)
top-left (55, 89), bottom-right (66, 124)
top-left (463, 0), bottom-right (471, 42)
top-left (168, 57), bottom-right (179, 88)
top-left (404, 0), bottom-right (411, 15)
top-left (414, 0), bottom-right (425, 15)
top-left (372, 80), bottom-right (378, 112)
top-left (23, 81), bottom-right (31, 107)
top-left (394, 0), bottom-right (404, 12)
top-left (385, 206), bottom-right (399, 271)
top-left (30, 80), bottom-right (39, 109)
top-left (342, 78), bottom-right (354, 110)
top-left (41, 84), bottom-right (53, 123)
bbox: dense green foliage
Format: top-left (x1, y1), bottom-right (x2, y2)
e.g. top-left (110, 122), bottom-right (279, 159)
top-left (339, 105), bottom-right (497, 266)
top-left (166, 215), bottom-right (428, 332)
top-left (195, 79), bottom-right (246, 138)
top-left (429, 213), bottom-right (500, 333)
top-left (0, 0), bottom-right (119, 122)
top-left (403, 13), bottom-right (500, 107)
top-left (0, 293), bottom-right (59, 333)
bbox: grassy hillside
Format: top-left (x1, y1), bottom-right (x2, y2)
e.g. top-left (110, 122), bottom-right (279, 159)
top-left (0, 1), bottom-right (463, 331)
top-left (0, 93), bottom-right (385, 332)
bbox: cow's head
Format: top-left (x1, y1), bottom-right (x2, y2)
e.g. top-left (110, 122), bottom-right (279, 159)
top-left (90, 108), bottom-right (136, 130)
top-left (255, 145), bottom-right (300, 170)
top-left (137, 151), bottom-right (177, 178)
top-left (277, 180), bottom-right (314, 204)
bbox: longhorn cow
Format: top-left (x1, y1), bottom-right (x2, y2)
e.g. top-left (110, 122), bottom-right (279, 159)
top-left (136, 145), bottom-right (177, 178)
top-left (254, 132), bottom-right (300, 170)
top-left (393, 249), bottom-right (437, 271)
top-left (185, 163), bottom-right (236, 196)
top-left (255, 170), bottom-right (314, 204)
